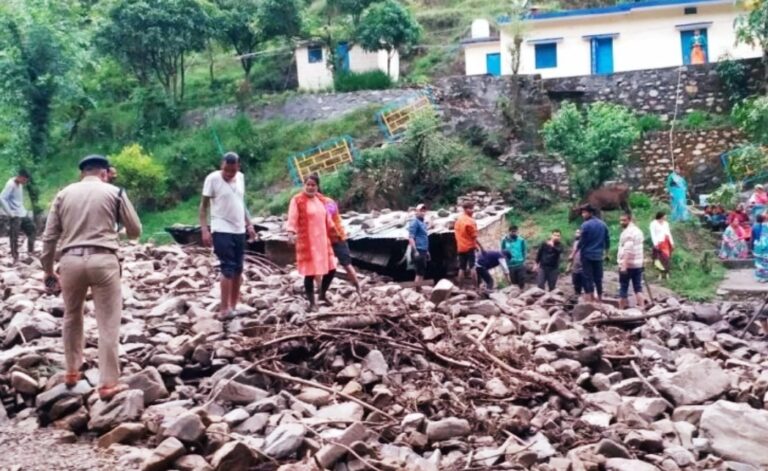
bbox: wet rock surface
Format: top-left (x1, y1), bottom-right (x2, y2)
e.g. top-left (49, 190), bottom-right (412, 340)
top-left (1, 240), bottom-right (768, 470)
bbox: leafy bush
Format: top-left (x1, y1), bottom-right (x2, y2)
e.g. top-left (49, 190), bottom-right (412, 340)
top-left (727, 144), bottom-right (768, 181)
top-left (732, 96), bottom-right (768, 145)
top-left (505, 181), bottom-right (556, 212)
top-left (131, 87), bottom-right (180, 135)
top-left (334, 70), bottom-right (392, 92)
top-left (637, 114), bottom-right (666, 134)
top-left (109, 144), bottom-right (167, 210)
top-left (677, 111), bottom-right (731, 130)
top-left (716, 55), bottom-right (750, 104)
top-left (708, 183), bottom-right (741, 207)
top-left (629, 192), bottom-right (652, 209)
top-left (542, 101), bottom-right (640, 197)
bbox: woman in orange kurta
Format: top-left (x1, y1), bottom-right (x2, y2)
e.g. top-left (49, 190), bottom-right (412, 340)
top-left (286, 174), bottom-right (337, 310)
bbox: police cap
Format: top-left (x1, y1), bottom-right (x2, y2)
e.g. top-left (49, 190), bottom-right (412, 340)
top-left (78, 155), bottom-right (110, 171)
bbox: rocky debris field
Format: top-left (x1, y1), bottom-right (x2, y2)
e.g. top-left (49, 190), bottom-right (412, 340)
top-left (1, 241), bottom-right (768, 471)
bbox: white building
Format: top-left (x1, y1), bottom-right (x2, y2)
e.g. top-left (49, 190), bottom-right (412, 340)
top-left (463, 0), bottom-right (761, 79)
top-left (294, 41), bottom-right (400, 91)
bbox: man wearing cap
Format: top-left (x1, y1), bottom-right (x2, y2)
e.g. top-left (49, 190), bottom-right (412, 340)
top-left (1, 169), bottom-right (35, 263)
top-left (576, 205), bottom-right (610, 303)
top-left (200, 152), bottom-right (257, 319)
top-left (409, 203), bottom-right (430, 283)
top-left (41, 155), bottom-right (142, 401)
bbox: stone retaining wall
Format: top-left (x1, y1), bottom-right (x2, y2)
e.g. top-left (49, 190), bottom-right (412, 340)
top-left (630, 127), bottom-right (747, 197)
top-left (543, 59), bottom-right (763, 120)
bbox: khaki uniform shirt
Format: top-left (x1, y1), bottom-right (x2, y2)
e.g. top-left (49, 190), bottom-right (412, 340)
top-left (41, 176), bottom-right (142, 273)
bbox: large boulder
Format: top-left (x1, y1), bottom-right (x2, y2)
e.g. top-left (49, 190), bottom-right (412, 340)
top-left (699, 400), bottom-right (768, 466)
top-left (125, 367), bottom-right (169, 406)
top-left (89, 390), bottom-right (145, 432)
top-left (652, 358), bottom-right (731, 405)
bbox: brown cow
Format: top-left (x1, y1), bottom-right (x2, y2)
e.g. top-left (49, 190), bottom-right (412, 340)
top-left (569, 184), bottom-right (631, 221)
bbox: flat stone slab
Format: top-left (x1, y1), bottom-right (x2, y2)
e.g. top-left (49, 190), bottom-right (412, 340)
top-left (718, 269), bottom-right (768, 296)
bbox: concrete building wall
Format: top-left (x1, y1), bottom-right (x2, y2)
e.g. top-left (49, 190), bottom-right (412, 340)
top-left (492, 2), bottom-right (761, 78)
top-left (295, 46), bottom-right (334, 91)
top-left (464, 42), bottom-right (503, 75)
top-left (296, 45), bottom-right (399, 91)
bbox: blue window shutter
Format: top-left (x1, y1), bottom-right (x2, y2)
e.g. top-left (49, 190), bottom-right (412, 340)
top-left (535, 43), bottom-right (557, 69)
top-left (308, 47), bottom-right (323, 64)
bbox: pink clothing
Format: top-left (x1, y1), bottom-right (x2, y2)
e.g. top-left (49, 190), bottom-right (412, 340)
top-left (286, 194), bottom-right (337, 276)
top-left (750, 192), bottom-right (768, 206)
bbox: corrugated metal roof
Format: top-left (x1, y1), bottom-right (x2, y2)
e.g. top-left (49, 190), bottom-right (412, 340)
top-left (252, 205), bottom-right (512, 243)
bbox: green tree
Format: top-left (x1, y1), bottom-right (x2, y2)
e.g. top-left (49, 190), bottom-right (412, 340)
top-left (328, 0), bottom-right (379, 25)
top-left (95, 0), bottom-right (210, 103)
top-left (543, 102), bottom-right (640, 196)
top-left (0, 4), bottom-right (76, 213)
top-left (356, 0), bottom-right (421, 76)
top-left (732, 95), bottom-right (768, 145)
top-left (212, 0), bottom-right (301, 78)
top-left (735, 0), bottom-right (768, 93)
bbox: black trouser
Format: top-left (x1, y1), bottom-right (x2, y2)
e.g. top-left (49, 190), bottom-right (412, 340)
top-left (508, 264), bottom-right (525, 289)
top-left (304, 270), bottom-right (336, 304)
top-left (536, 266), bottom-right (559, 291)
top-left (476, 266), bottom-right (494, 290)
top-left (572, 272), bottom-right (584, 295)
top-left (9, 216), bottom-right (35, 261)
top-left (581, 257), bottom-right (604, 297)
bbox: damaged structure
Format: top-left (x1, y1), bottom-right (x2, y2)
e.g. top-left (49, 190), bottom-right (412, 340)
top-left (168, 193), bottom-right (511, 281)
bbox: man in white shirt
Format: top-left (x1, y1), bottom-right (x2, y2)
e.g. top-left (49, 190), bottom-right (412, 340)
top-left (199, 153), bottom-right (257, 319)
top-left (618, 212), bottom-right (645, 310)
top-left (1, 169), bottom-right (35, 263)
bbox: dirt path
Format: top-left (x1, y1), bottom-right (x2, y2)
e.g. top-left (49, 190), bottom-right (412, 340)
top-left (0, 421), bottom-right (118, 471)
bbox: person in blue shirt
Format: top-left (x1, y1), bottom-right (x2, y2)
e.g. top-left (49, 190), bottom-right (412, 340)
top-left (408, 203), bottom-right (430, 282)
top-left (476, 250), bottom-right (511, 291)
top-left (500, 225), bottom-right (527, 289)
top-left (576, 205), bottom-right (610, 303)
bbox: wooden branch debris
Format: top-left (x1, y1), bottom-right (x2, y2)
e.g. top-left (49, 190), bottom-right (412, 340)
top-left (583, 307), bottom-right (678, 326)
top-left (467, 336), bottom-right (580, 403)
top-left (254, 366), bottom-right (398, 422)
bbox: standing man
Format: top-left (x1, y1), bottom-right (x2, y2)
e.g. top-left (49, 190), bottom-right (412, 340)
top-left (408, 203), bottom-right (430, 283)
top-left (41, 155), bottom-right (141, 401)
top-left (475, 250), bottom-right (511, 291)
top-left (618, 212), bottom-right (645, 309)
top-left (455, 201), bottom-right (483, 286)
top-left (501, 225), bottom-right (527, 290)
top-left (1, 169), bottom-right (35, 263)
top-left (535, 229), bottom-right (563, 291)
top-left (577, 205), bottom-right (610, 303)
top-left (199, 152), bottom-right (257, 320)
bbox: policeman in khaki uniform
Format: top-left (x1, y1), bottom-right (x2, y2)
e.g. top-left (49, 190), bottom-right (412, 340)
top-left (41, 155), bottom-right (141, 401)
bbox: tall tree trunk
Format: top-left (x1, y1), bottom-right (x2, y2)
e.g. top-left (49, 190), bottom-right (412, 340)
top-left (180, 53), bottom-right (186, 102)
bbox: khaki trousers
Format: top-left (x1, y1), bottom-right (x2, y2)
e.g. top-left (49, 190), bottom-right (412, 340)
top-left (59, 253), bottom-right (122, 387)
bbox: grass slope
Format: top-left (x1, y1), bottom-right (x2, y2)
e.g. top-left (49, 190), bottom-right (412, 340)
top-left (511, 200), bottom-right (725, 301)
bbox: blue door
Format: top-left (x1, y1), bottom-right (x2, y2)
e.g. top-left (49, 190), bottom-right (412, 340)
top-left (591, 37), bottom-right (614, 75)
top-left (486, 53), bottom-right (501, 76)
top-left (336, 42), bottom-right (350, 72)
top-left (680, 29), bottom-right (708, 65)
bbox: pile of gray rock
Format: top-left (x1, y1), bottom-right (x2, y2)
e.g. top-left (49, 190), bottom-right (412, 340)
top-left (1, 241), bottom-right (768, 471)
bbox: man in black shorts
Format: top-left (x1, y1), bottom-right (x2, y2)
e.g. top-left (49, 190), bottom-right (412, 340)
top-left (200, 153), bottom-right (257, 319)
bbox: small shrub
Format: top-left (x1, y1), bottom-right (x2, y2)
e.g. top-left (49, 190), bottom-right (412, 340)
top-left (677, 111), bottom-right (731, 130)
top-left (732, 96), bottom-right (768, 145)
top-left (727, 144), bottom-right (768, 181)
top-left (637, 114), bottom-right (666, 134)
top-left (708, 183), bottom-right (741, 207)
top-left (131, 87), bottom-right (180, 135)
top-left (505, 181), bottom-right (556, 212)
top-left (334, 70), bottom-right (392, 92)
top-left (109, 144), bottom-right (167, 211)
top-left (716, 55), bottom-right (750, 104)
top-left (628, 192), bottom-right (652, 209)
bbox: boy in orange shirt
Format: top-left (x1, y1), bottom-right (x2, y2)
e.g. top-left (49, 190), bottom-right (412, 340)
top-left (455, 201), bottom-right (484, 286)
